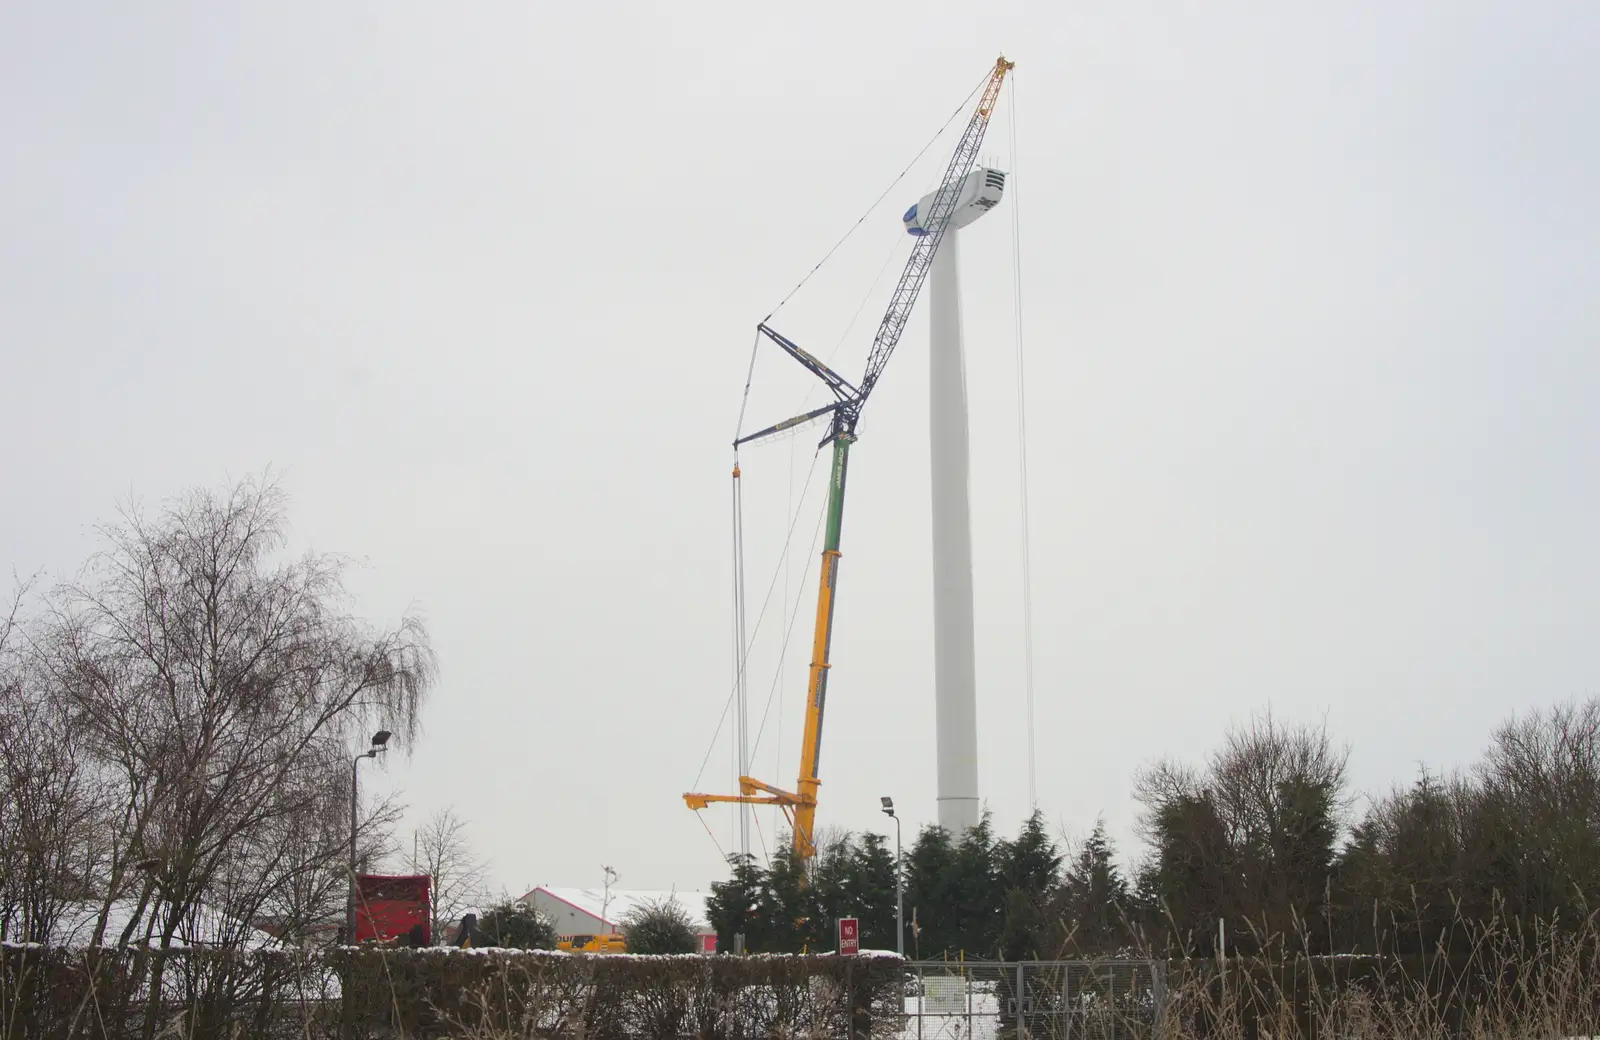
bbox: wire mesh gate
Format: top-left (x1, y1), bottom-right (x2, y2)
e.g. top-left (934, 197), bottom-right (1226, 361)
top-left (895, 960), bottom-right (1165, 1040)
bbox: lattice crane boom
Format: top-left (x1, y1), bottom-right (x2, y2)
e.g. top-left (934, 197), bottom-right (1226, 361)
top-left (853, 57), bottom-right (1014, 421)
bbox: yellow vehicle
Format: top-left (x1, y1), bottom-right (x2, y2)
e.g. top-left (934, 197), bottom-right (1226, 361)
top-left (557, 933), bottom-right (627, 954)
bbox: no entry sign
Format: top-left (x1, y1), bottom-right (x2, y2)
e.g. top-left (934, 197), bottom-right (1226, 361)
top-left (837, 917), bottom-right (859, 956)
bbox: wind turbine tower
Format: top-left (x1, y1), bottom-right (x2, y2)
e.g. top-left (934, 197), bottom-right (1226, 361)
top-left (902, 166), bottom-right (1007, 835)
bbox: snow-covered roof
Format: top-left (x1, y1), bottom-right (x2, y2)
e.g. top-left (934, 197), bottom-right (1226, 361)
top-left (37, 900), bottom-right (276, 950)
top-left (520, 887), bottom-right (714, 933)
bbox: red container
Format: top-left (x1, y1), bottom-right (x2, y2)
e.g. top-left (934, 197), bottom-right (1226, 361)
top-left (355, 874), bottom-right (432, 945)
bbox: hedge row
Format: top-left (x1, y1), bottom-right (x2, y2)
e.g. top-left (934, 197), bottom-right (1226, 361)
top-left (0, 945), bottom-right (905, 1040)
top-left (328, 948), bottom-right (905, 1039)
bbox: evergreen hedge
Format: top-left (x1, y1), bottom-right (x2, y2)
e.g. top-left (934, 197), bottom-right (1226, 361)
top-left (328, 947), bottom-right (903, 1039)
top-left (1, 944), bottom-right (903, 1039)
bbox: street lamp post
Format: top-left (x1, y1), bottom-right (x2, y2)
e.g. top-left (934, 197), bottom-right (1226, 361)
top-left (880, 796), bottom-right (903, 957)
top-left (346, 730), bottom-right (391, 944)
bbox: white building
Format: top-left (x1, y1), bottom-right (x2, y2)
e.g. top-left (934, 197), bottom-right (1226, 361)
top-left (518, 886), bottom-right (717, 953)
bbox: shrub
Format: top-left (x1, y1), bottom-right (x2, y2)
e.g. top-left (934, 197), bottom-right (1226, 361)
top-left (475, 899), bottom-right (556, 950)
top-left (619, 896), bottom-right (699, 955)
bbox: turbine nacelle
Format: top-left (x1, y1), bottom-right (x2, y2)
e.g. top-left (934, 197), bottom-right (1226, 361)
top-left (902, 167), bottom-right (1007, 236)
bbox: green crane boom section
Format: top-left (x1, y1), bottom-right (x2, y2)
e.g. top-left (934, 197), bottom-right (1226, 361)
top-left (684, 56), bottom-right (1014, 861)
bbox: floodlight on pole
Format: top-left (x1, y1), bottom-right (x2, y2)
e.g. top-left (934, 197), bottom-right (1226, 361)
top-left (880, 796), bottom-right (903, 957)
top-left (347, 730), bottom-right (392, 944)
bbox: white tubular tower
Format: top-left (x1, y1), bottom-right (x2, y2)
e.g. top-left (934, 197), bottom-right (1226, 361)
top-left (929, 230), bottom-right (980, 834)
top-left (904, 166), bottom-right (1006, 835)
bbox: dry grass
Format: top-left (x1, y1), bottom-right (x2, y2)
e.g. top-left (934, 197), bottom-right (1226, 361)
top-left (1142, 908), bottom-right (1600, 1040)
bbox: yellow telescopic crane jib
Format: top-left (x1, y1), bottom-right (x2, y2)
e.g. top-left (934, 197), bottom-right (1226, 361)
top-left (684, 56), bottom-right (1015, 862)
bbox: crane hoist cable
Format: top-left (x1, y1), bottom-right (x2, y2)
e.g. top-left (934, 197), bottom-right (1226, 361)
top-left (686, 56), bottom-right (1016, 862)
top-left (730, 462), bottom-right (751, 859)
top-left (689, 449), bottom-right (827, 794)
top-left (751, 493), bottom-right (829, 760)
top-left (759, 70), bottom-right (992, 328)
top-left (1007, 73), bottom-right (1038, 809)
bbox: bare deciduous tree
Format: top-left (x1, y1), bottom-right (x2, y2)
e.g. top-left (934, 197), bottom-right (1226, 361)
top-left (1478, 700), bottom-right (1600, 919)
top-left (26, 475), bottom-right (435, 1020)
top-left (0, 579), bottom-right (112, 943)
top-left (414, 807), bottom-right (489, 943)
top-left (1135, 712), bottom-right (1350, 952)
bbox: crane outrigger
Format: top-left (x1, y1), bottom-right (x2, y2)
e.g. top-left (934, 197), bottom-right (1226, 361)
top-left (684, 56), bottom-right (1015, 862)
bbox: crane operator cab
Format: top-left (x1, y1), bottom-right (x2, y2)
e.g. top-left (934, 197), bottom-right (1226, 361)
top-left (903, 167), bottom-right (1006, 236)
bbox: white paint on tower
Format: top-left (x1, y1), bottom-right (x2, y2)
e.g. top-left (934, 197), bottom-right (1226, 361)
top-left (929, 230), bottom-right (981, 834)
top-left (904, 166), bottom-right (1007, 835)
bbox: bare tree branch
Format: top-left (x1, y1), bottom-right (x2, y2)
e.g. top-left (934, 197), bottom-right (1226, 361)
top-left (414, 807), bottom-right (489, 943)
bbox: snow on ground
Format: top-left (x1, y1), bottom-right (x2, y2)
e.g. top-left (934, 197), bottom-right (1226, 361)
top-left (893, 989), bottom-right (1002, 1040)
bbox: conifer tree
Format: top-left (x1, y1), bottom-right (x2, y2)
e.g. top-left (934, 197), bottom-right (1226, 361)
top-left (1061, 819), bottom-right (1129, 954)
top-left (905, 825), bottom-right (958, 958)
top-left (995, 810), bottom-right (1062, 958)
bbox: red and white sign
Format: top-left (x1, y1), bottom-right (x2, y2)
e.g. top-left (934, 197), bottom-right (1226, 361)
top-left (699, 934), bottom-right (717, 955)
top-left (837, 917), bottom-right (859, 956)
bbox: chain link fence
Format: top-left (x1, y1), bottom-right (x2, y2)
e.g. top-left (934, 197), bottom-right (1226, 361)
top-left (895, 960), bottom-right (1166, 1040)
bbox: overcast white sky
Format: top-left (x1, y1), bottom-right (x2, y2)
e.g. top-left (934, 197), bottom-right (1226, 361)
top-left (3, 2), bottom-right (1598, 899)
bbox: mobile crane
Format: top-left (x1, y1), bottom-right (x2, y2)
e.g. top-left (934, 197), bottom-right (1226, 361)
top-left (684, 57), bottom-right (1015, 861)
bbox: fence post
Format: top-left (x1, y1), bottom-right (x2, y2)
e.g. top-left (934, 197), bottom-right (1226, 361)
top-left (917, 962), bottom-right (923, 1040)
top-left (1017, 962), bottom-right (1027, 1039)
top-left (846, 957), bottom-right (874, 1040)
top-left (965, 960), bottom-right (972, 1037)
top-left (1063, 961), bottom-right (1072, 1040)
top-left (845, 958), bottom-right (858, 1040)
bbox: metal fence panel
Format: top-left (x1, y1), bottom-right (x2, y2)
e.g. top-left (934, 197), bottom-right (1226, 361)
top-left (896, 960), bottom-right (1163, 1040)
